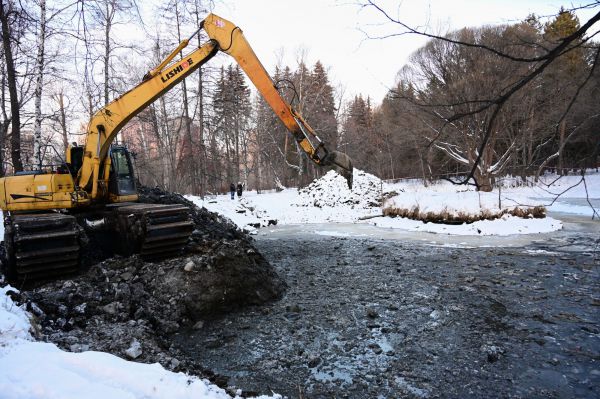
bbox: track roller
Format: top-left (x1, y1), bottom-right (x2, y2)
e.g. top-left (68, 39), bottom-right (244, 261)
top-left (110, 203), bottom-right (194, 260)
top-left (4, 213), bottom-right (82, 282)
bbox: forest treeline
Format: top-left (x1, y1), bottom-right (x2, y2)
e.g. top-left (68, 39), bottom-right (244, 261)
top-left (1, 1), bottom-right (598, 195)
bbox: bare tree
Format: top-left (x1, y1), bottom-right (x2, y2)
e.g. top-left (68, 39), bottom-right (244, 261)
top-left (0, 57), bottom-right (9, 176)
top-left (49, 87), bottom-right (71, 151)
top-left (360, 1), bottom-right (600, 189)
top-left (32, 0), bottom-right (46, 169)
top-left (0, 0), bottom-right (24, 172)
top-left (76, 0), bottom-right (141, 115)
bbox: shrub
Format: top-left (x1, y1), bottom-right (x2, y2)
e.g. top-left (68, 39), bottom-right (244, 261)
top-left (382, 205), bottom-right (547, 224)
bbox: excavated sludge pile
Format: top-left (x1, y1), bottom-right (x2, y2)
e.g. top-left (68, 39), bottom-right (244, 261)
top-left (17, 186), bottom-right (286, 388)
top-left (294, 169), bottom-right (383, 208)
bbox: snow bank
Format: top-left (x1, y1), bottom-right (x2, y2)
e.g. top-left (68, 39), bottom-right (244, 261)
top-left (501, 171), bottom-right (600, 217)
top-left (188, 170), bottom-right (599, 237)
top-left (382, 182), bottom-right (540, 221)
top-left (369, 214), bottom-right (562, 236)
top-left (0, 285), bottom-right (31, 346)
top-left (0, 285), bottom-right (279, 399)
top-left (188, 170), bottom-right (385, 230)
top-left (501, 170), bottom-right (600, 198)
top-left (186, 194), bottom-right (283, 235)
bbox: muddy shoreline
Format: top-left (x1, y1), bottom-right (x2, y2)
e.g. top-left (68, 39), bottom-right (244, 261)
top-left (171, 231), bottom-right (599, 398)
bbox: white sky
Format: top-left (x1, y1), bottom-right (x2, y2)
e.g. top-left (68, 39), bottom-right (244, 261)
top-left (211, 0), bottom-right (598, 104)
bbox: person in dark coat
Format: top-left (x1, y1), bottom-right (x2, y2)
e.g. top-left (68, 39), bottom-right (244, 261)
top-left (229, 183), bottom-right (235, 200)
top-left (236, 182), bottom-right (243, 198)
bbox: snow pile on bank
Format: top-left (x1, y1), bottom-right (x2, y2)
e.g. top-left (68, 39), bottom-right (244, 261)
top-left (190, 169), bottom-right (384, 230)
top-left (188, 170), bottom-right (600, 236)
top-left (0, 285), bottom-right (31, 346)
top-left (294, 169), bottom-right (382, 208)
top-left (382, 181), bottom-right (542, 222)
top-left (370, 213), bottom-right (562, 236)
top-left (0, 285), bottom-right (278, 399)
top-left (372, 179), bottom-right (563, 234)
top-left (186, 195), bottom-right (279, 235)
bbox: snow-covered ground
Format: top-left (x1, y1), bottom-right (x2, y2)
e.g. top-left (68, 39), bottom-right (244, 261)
top-left (0, 284), bottom-right (279, 399)
top-left (190, 169), bottom-right (599, 237)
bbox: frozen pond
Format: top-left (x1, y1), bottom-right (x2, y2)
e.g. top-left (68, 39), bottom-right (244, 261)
top-left (173, 209), bottom-right (599, 398)
top-left (256, 208), bottom-right (599, 252)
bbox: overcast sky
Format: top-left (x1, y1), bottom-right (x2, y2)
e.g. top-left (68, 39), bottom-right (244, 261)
top-left (205, 0), bottom-right (598, 104)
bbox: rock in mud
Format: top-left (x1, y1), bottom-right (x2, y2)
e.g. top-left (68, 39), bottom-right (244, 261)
top-left (366, 307), bottom-right (379, 318)
top-left (482, 344), bottom-right (504, 363)
top-left (125, 339), bottom-right (143, 359)
top-left (184, 260), bottom-right (195, 272)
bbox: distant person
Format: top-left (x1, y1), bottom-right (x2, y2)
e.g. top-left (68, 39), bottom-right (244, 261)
top-left (229, 183), bottom-right (235, 200)
top-left (236, 182), bottom-right (243, 198)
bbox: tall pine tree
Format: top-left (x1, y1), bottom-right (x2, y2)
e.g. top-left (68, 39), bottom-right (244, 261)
top-left (212, 65), bottom-right (251, 186)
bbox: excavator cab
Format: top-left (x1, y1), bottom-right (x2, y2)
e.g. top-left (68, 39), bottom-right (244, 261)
top-left (108, 146), bottom-right (137, 197)
top-left (67, 144), bottom-right (136, 199)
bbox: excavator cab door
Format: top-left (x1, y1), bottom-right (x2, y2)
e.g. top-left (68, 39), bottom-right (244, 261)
top-left (108, 146), bottom-right (137, 198)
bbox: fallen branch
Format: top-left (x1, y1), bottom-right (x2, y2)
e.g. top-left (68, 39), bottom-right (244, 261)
top-left (358, 214), bottom-right (384, 220)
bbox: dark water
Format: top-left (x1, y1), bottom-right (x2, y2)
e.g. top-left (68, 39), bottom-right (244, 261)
top-left (172, 217), bottom-right (599, 398)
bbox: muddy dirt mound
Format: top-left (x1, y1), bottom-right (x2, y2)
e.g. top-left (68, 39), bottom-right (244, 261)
top-left (26, 243), bottom-right (285, 378)
top-left (294, 169), bottom-right (382, 208)
top-left (13, 186), bottom-right (286, 388)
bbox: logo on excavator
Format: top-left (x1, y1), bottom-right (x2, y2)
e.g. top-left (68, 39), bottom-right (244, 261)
top-left (215, 19), bottom-right (225, 28)
top-left (161, 58), bottom-right (194, 83)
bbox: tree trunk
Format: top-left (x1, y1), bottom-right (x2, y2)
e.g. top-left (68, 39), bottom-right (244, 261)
top-left (104, 1), bottom-right (111, 107)
top-left (33, 0), bottom-right (47, 170)
top-left (256, 134), bottom-right (262, 193)
top-left (0, 119), bottom-right (8, 177)
top-left (475, 169), bottom-right (493, 192)
top-left (1, 67), bottom-right (9, 177)
top-left (194, 0), bottom-right (206, 198)
top-left (234, 112), bottom-right (240, 182)
top-left (159, 96), bottom-right (177, 191)
top-left (198, 79), bottom-right (206, 197)
top-left (174, 2), bottom-right (198, 195)
top-left (283, 133), bottom-right (289, 186)
top-left (56, 91), bottom-right (69, 151)
top-left (558, 119), bottom-right (566, 175)
top-left (149, 104), bottom-right (166, 187)
top-left (0, 1), bottom-right (23, 172)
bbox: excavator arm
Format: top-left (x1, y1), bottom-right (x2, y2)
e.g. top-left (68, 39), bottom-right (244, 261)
top-left (78, 13), bottom-right (353, 200)
top-left (202, 14), bottom-right (353, 186)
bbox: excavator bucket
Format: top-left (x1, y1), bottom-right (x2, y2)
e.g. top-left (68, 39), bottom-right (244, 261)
top-left (324, 151), bottom-right (354, 189)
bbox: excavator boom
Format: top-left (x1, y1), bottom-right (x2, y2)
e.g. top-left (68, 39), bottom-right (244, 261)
top-left (76, 41), bottom-right (220, 196)
top-left (77, 13), bottom-right (352, 197)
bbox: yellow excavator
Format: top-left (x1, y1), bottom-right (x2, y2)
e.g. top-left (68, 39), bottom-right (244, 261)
top-left (0, 13), bottom-right (353, 282)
